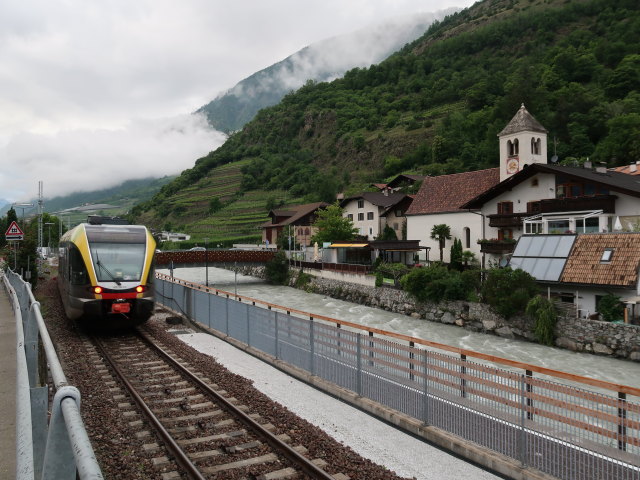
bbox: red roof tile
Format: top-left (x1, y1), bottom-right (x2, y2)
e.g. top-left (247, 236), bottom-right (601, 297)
top-left (406, 168), bottom-right (500, 215)
top-left (561, 233), bottom-right (640, 287)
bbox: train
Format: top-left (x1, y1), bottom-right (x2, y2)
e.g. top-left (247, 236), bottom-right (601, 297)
top-left (57, 220), bottom-right (156, 327)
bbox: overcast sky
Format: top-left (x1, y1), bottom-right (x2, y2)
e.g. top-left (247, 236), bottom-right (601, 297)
top-left (0, 0), bottom-right (475, 204)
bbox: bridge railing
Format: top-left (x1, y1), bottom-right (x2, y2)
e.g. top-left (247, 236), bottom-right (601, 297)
top-left (3, 269), bottom-right (103, 480)
top-left (156, 273), bottom-right (640, 480)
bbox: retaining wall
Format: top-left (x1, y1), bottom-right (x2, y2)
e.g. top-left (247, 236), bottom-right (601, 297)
top-left (234, 265), bottom-right (640, 362)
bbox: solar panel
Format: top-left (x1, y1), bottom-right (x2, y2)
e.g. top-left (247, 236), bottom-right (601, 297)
top-left (509, 235), bottom-right (576, 282)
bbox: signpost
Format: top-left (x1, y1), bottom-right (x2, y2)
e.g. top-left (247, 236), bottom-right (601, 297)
top-left (5, 221), bottom-right (24, 270)
top-left (5, 221), bottom-right (24, 241)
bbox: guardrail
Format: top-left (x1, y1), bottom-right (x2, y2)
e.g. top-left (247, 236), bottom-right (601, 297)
top-left (156, 273), bottom-right (640, 480)
top-left (3, 269), bottom-right (103, 480)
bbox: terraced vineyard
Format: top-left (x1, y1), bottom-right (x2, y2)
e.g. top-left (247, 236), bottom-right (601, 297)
top-left (146, 159), bottom-right (305, 246)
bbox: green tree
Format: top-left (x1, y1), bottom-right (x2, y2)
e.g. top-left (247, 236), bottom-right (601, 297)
top-left (597, 294), bottom-right (624, 322)
top-left (377, 224), bottom-right (398, 241)
top-left (450, 238), bottom-right (463, 271)
top-left (209, 197), bottom-right (223, 213)
top-left (264, 250), bottom-right (289, 285)
top-left (430, 224), bottom-right (451, 262)
top-left (526, 295), bottom-right (558, 346)
top-left (310, 202), bottom-right (358, 244)
top-left (481, 267), bottom-right (540, 319)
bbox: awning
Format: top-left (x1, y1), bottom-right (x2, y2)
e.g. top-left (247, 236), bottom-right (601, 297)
top-left (381, 248), bottom-right (421, 252)
top-left (330, 243), bottom-right (369, 248)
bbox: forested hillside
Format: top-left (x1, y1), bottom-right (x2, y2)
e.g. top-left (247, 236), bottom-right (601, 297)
top-left (133, 0), bottom-right (640, 243)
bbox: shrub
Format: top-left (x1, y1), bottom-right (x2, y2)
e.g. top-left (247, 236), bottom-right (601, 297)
top-left (264, 250), bottom-right (289, 285)
top-left (526, 295), bottom-right (558, 346)
top-left (401, 264), bottom-right (471, 302)
top-left (481, 267), bottom-right (539, 319)
top-left (597, 294), bottom-right (624, 322)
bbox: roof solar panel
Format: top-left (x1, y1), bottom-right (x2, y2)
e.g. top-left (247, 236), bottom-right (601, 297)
top-left (508, 235), bottom-right (577, 282)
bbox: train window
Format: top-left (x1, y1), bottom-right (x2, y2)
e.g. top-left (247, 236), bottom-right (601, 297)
top-left (89, 242), bottom-right (145, 282)
top-left (69, 246), bottom-right (89, 285)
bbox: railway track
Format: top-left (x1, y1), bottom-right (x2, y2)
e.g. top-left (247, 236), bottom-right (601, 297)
top-left (91, 327), bottom-right (347, 480)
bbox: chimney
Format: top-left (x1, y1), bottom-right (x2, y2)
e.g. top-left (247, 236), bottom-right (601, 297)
top-left (596, 163), bottom-right (607, 174)
top-left (631, 163), bottom-right (637, 173)
top-left (583, 160), bottom-right (592, 169)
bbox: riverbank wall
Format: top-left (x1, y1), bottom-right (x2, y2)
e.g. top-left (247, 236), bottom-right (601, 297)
top-left (233, 265), bottom-right (640, 362)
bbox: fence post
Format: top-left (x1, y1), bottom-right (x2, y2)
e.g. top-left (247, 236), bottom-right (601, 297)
top-left (409, 341), bottom-right (415, 382)
top-left (368, 331), bottom-right (374, 366)
top-left (519, 374), bottom-right (528, 467)
top-left (356, 334), bottom-right (362, 396)
top-left (310, 317), bottom-right (315, 375)
top-left (246, 303), bottom-right (251, 346)
top-left (225, 294), bottom-right (229, 334)
top-left (618, 392), bottom-right (627, 451)
top-left (272, 308), bottom-right (279, 360)
top-left (460, 354), bottom-right (467, 398)
top-left (422, 349), bottom-right (429, 425)
top-left (41, 386), bottom-right (81, 479)
top-left (525, 369), bottom-right (533, 421)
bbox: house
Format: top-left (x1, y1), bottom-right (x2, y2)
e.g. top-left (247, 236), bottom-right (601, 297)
top-left (405, 168), bottom-right (500, 264)
top-left (324, 239), bottom-right (423, 266)
top-left (509, 233), bottom-right (640, 322)
top-left (380, 194), bottom-right (415, 240)
top-left (462, 162), bottom-right (640, 264)
top-left (405, 104), bottom-right (551, 265)
top-left (261, 202), bottom-right (329, 247)
top-left (370, 174), bottom-right (424, 193)
top-left (340, 192), bottom-right (410, 240)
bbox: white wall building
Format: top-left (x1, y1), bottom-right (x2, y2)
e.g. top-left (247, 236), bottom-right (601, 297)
top-left (341, 192), bottom-right (409, 240)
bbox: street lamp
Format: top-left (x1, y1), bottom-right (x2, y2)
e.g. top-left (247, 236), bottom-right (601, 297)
top-left (12, 203), bottom-right (34, 226)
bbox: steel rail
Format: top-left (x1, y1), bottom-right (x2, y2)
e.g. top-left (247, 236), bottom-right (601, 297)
top-left (92, 336), bottom-right (206, 480)
top-left (136, 327), bottom-right (337, 480)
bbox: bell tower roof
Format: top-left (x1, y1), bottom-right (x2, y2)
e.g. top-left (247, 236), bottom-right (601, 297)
top-left (498, 103), bottom-right (548, 137)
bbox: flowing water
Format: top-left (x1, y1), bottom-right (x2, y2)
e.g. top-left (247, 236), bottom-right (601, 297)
top-left (158, 266), bottom-right (640, 393)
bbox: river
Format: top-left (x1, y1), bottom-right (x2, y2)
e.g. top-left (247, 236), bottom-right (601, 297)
top-left (158, 266), bottom-right (640, 392)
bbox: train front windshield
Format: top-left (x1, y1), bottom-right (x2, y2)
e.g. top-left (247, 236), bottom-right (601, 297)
top-left (90, 243), bottom-right (145, 282)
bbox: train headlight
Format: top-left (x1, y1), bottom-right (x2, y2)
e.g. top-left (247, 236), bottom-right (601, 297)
top-left (135, 285), bottom-right (146, 293)
top-left (93, 286), bottom-right (103, 294)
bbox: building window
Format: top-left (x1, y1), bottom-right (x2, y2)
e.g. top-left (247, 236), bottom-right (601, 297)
top-left (464, 227), bottom-right (470, 248)
top-left (507, 139), bottom-right (519, 156)
top-left (526, 201), bottom-right (541, 214)
top-left (357, 200), bottom-right (364, 208)
top-left (347, 214), bottom-right (353, 221)
top-left (393, 223), bottom-right (399, 230)
top-left (498, 229), bottom-right (513, 241)
top-left (395, 210), bottom-right (402, 217)
top-left (367, 212), bottom-right (374, 220)
top-left (358, 213), bottom-right (364, 221)
top-left (497, 201), bottom-right (513, 214)
top-left (531, 137), bottom-right (541, 155)
top-left (531, 178), bottom-right (539, 187)
top-left (601, 248), bottom-right (614, 263)
top-left (369, 228), bottom-right (373, 235)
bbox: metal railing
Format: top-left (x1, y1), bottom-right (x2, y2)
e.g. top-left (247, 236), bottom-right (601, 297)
top-left (156, 273), bottom-right (640, 479)
top-left (3, 269), bottom-right (103, 480)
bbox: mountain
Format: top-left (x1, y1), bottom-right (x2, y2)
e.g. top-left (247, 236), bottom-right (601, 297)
top-left (134, 0), bottom-right (640, 244)
top-left (196, 10), bottom-right (456, 133)
top-left (0, 176), bottom-right (174, 221)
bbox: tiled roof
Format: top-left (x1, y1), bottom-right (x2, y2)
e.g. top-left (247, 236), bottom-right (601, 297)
top-left (612, 165), bottom-right (640, 176)
top-left (560, 233), bottom-right (640, 287)
top-left (463, 163), bottom-right (640, 209)
top-left (406, 168), bottom-right (500, 215)
top-left (498, 104), bottom-right (547, 136)
top-left (264, 202), bottom-right (329, 227)
top-left (341, 192), bottom-right (408, 208)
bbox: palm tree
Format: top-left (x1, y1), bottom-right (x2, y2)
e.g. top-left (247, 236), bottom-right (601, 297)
top-left (430, 224), bottom-right (451, 262)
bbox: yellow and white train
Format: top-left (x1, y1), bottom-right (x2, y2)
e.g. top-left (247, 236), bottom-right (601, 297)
top-left (57, 222), bottom-right (156, 327)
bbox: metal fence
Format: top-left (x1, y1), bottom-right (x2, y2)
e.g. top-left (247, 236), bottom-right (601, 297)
top-left (3, 269), bottom-right (103, 480)
top-left (156, 274), bottom-right (640, 480)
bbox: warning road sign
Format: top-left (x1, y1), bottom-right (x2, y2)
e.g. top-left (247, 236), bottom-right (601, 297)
top-left (5, 221), bottom-right (24, 241)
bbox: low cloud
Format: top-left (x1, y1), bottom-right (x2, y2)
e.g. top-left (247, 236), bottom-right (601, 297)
top-left (1, 113), bottom-right (224, 201)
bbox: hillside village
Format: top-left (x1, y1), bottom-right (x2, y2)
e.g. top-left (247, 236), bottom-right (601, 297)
top-left (258, 104), bottom-right (640, 324)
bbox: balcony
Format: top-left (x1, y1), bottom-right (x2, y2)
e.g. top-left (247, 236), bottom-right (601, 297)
top-left (487, 212), bottom-right (529, 228)
top-left (478, 239), bottom-right (517, 255)
top-left (538, 195), bottom-right (617, 214)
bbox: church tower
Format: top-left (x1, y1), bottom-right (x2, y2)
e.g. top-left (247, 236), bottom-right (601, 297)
top-left (498, 104), bottom-right (548, 182)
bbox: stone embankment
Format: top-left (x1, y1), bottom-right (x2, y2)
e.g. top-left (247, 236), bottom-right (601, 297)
top-left (235, 265), bottom-right (640, 362)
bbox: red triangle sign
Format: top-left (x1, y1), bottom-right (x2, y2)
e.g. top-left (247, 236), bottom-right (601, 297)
top-left (5, 221), bottom-right (24, 238)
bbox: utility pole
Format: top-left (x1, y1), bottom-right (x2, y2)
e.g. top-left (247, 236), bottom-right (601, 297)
top-left (37, 181), bottom-right (44, 249)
